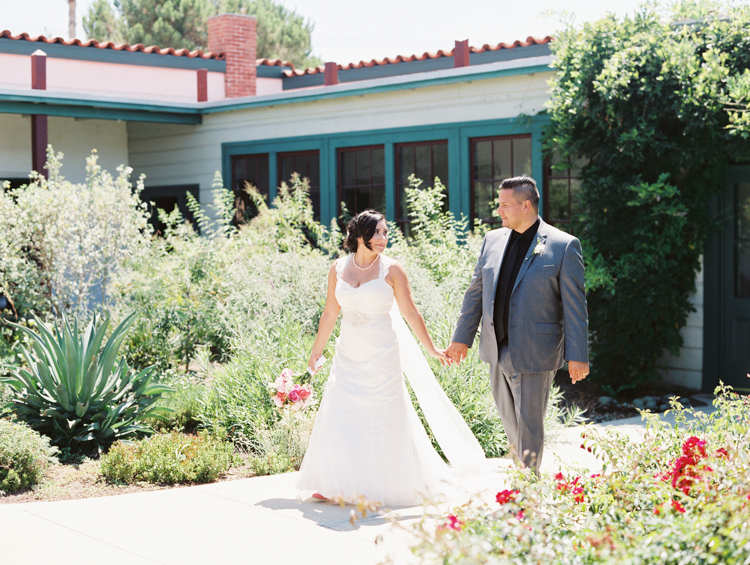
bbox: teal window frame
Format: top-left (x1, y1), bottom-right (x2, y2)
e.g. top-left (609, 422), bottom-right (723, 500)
top-left (221, 114), bottom-right (549, 226)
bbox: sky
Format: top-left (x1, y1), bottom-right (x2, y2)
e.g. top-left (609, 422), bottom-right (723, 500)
top-left (2, 0), bottom-right (650, 66)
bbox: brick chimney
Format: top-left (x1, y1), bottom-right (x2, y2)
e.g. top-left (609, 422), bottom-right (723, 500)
top-left (208, 13), bottom-right (257, 98)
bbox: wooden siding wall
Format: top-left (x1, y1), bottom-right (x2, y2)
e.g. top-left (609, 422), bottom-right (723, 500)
top-left (656, 257), bottom-right (704, 389)
top-left (126, 71), bottom-right (554, 210)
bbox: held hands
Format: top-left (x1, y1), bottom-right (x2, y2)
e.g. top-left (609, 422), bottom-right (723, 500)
top-left (428, 347), bottom-right (452, 366)
top-left (445, 342), bottom-right (469, 366)
top-left (568, 361), bottom-right (589, 383)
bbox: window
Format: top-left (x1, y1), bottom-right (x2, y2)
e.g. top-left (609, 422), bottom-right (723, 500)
top-left (0, 178), bottom-right (27, 190)
top-left (279, 151), bottom-right (321, 220)
top-left (544, 149), bottom-right (585, 234)
top-left (396, 141), bottom-right (448, 228)
top-left (231, 154), bottom-right (269, 223)
top-left (471, 135), bottom-right (532, 224)
top-left (338, 146), bottom-right (385, 216)
top-left (139, 184), bottom-right (199, 236)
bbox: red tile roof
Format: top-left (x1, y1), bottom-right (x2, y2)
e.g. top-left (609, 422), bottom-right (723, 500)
top-left (270, 36), bottom-right (552, 76)
top-left (0, 30), bottom-right (224, 59)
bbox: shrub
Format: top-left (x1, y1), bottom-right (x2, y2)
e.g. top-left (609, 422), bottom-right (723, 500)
top-left (547, 2), bottom-right (750, 393)
top-left (100, 432), bottom-right (237, 484)
top-left (248, 409), bottom-right (315, 476)
top-left (148, 373), bottom-right (207, 433)
top-left (198, 319), bottom-right (323, 449)
top-left (0, 148), bottom-right (152, 317)
top-left (0, 419), bottom-right (58, 495)
top-left (404, 384), bottom-right (750, 564)
top-left (1, 312), bottom-right (171, 452)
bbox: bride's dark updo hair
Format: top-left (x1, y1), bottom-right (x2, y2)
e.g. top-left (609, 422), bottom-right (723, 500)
top-left (344, 209), bottom-right (386, 254)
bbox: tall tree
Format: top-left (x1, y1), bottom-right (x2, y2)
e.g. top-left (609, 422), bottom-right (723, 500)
top-left (82, 0), bottom-right (321, 68)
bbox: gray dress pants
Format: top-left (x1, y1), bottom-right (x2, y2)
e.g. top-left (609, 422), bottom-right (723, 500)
top-left (490, 342), bottom-right (555, 473)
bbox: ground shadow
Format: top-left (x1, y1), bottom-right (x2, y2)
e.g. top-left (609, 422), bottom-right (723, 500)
top-left (256, 497), bottom-right (428, 531)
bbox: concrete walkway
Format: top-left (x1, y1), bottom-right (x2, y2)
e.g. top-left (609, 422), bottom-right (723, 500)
top-left (0, 395), bottom-right (716, 565)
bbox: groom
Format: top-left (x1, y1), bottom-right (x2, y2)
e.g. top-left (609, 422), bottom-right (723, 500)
top-left (446, 176), bottom-right (589, 473)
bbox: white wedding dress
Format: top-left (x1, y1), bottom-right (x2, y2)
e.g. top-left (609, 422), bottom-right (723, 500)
top-left (296, 254), bottom-right (486, 506)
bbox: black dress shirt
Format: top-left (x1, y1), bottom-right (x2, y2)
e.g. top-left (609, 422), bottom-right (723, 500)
top-left (493, 218), bottom-right (540, 346)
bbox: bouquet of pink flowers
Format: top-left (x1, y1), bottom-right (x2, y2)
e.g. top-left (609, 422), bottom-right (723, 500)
top-left (269, 368), bottom-right (314, 411)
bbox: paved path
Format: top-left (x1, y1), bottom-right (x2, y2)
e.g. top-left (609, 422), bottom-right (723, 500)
top-left (0, 394), bottom-right (716, 565)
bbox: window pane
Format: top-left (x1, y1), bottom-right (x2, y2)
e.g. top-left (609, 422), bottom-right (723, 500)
top-left (308, 155), bottom-right (320, 188)
top-left (474, 181), bottom-right (495, 223)
top-left (399, 185), bottom-right (409, 220)
top-left (343, 187), bottom-right (356, 214)
top-left (433, 143), bottom-right (448, 187)
top-left (738, 183), bottom-right (750, 240)
top-left (398, 146), bottom-right (414, 184)
top-left (280, 156), bottom-right (292, 184)
top-left (513, 137), bottom-right (532, 177)
top-left (234, 158), bottom-right (246, 191)
top-left (415, 145), bottom-right (432, 183)
top-left (257, 158), bottom-right (269, 194)
top-left (475, 141), bottom-right (492, 179)
top-left (372, 184), bottom-right (386, 213)
top-left (493, 139), bottom-right (512, 180)
top-left (341, 151), bottom-right (356, 187)
top-left (355, 150), bottom-right (370, 186)
top-left (371, 148), bottom-right (385, 185)
top-left (357, 186), bottom-right (371, 211)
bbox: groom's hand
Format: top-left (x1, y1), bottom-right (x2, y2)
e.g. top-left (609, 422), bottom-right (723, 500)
top-left (446, 342), bottom-right (469, 365)
top-left (568, 361), bottom-right (589, 383)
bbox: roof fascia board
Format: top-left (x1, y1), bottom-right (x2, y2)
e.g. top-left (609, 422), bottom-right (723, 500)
top-left (0, 88), bottom-right (201, 124)
top-left (0, 37), bottom-right (226, 72)
top-left (205, 56), bottom-right (554, 114)
top-left (281, 43), bottom-right (552, 90)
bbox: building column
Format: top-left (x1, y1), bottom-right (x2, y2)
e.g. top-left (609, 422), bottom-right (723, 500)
top-left (31, 49), bottom-right (48, 178)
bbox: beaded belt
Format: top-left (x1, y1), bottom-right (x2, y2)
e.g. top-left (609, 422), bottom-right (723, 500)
top-left (342, 310), bottom-right (371, 326)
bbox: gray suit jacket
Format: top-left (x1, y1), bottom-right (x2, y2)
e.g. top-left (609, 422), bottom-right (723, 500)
top-left (452, 217), bottom-right (589, 373)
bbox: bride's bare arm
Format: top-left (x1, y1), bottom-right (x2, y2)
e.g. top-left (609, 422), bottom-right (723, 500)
top-left (389, 262), bottom-right (450, 363)
top-left (309, 262), bottom-right (341, 373)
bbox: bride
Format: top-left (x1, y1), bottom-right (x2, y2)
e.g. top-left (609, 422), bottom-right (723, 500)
top-left (296, 209), bottom-right (486, 506)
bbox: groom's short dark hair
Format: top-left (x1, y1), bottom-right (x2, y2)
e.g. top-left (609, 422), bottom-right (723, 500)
top-left (500, 176), bottom-right (539, 211)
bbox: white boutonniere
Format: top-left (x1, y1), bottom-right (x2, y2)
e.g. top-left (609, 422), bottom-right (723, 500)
top-left (525, 237), bottom-right (545, 263)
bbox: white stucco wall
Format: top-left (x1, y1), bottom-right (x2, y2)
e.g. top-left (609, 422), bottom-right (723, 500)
top-left (126, 70), bottom-right (554, 204)
top-left (0, 113), bottom-right (129, 184)
top-left (656, 257), bottom-right (704, 390)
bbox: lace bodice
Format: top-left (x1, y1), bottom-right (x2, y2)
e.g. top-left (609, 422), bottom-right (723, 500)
top-left (335, 255), bottom-right (395, 323)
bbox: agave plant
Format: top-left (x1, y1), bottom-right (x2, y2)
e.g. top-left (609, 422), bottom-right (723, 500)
top-left (0, 312), bottom-right (172, 452)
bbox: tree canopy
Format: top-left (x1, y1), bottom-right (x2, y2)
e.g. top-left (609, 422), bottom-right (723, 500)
top-left (547, 0), bottom-right (750, 393)
top-left (82, 0), bottom-right (321, 69)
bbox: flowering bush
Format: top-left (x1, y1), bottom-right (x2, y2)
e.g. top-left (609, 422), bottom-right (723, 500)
top-left (269, 368), bottom-right (313, 410)
top-left (400, 384), bottom-right (750, 564)
top-left (0, 147), bottom-right (152, 317)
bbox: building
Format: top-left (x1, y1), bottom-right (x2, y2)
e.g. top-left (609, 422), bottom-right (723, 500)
top-left (0, 14), bottom-right (742, 393)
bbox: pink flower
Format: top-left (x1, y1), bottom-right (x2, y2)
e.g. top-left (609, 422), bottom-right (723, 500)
top-left (276, 391), bottom-right (286, 404)
top-left (298, 386), bottom-right (312, 400)
top-left (289, 387), bottom-right (301, 403)
top-left (496, 489), bottom-right (519, 505)
top-left (273, 395), bottom-right (284, 408)
top-left (281, 368), bottom-right (293, 379)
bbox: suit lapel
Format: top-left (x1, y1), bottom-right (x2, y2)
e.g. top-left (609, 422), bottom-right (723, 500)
top-left (492, 230), bottom-right (511, 295)
top-left (512, 217), bottom-right (547, 293)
